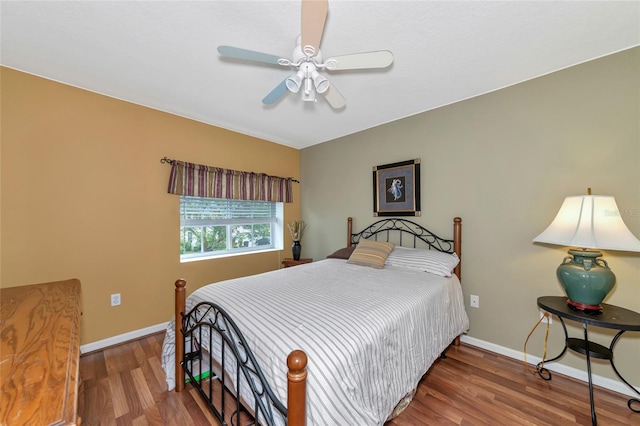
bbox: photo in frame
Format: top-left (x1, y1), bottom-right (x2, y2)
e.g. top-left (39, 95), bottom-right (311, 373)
top-left (373, 159), bottom-right (421, 216)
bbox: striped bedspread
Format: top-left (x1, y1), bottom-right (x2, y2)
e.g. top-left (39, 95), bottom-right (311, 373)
top-left (162, 258), bottom-right (469, 425)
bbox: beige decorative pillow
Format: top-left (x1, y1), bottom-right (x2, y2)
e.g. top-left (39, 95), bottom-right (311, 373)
top-left (347, 240), bottom-right (395, 269)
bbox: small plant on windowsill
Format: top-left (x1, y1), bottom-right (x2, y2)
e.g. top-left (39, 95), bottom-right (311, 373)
top-left (287, 220), bottom-right (307, 261)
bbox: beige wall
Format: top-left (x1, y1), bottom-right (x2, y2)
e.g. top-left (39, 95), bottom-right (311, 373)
top-left (0, 67), bottom-right (301, 345)
top-left (301, 47), bottom-right (640, 386)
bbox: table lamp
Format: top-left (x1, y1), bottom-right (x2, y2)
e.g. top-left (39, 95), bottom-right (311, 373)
top-left (533, 188), bottom-right (640, 312)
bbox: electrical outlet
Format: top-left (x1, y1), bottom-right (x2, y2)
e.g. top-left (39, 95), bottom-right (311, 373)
top-left (540, 310), bottom-right (552, 324)
top-left (470, 294), bottom-right (480, 308)
top-left (111, 293), bottom-right (121, 307)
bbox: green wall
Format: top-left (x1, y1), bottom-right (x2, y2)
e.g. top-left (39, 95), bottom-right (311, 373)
top-left (301, 47), bottom-right (640, 387)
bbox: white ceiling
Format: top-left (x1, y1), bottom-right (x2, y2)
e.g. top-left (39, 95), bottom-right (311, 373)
top-left (2, 1), bottom-right (638, 149)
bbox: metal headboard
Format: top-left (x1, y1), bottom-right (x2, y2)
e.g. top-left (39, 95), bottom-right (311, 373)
top-left (347, 216), bottom-right (462, 278)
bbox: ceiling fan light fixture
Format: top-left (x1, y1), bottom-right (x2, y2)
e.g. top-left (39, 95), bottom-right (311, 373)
top-left (311, 71), bottom-right (329, 93)
top-left (285, 71), bottom-right (304, 93)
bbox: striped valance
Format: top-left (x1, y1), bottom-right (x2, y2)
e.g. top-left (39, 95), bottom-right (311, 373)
top-left (166, 159), bottom-right (294, 203)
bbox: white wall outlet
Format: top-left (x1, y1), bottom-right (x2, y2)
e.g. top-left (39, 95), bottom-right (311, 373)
top-left (111, 293), bottom-right (121, 307)
top-left (540, 310), bottom-right (552, 324)
top-left (470, 294), bottom-right (480, 308)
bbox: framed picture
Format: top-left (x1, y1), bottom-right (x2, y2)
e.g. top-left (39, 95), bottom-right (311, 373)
top-left (373, 159), bottom-right (421, 216)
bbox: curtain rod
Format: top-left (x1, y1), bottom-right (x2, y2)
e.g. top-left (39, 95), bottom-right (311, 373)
top-left (160, 157), bottom-right (300, 183)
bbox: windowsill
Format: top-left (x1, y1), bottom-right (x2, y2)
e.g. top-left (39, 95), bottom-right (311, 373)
top-left (180, 247), bottom-right (281, 263)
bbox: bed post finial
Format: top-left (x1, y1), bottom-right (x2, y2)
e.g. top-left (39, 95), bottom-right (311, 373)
top-left (287, 349), bottom-right (308, 426)
top-left (347, 217), bottom-right (353, 247)
top-left (175, 279), bottom-right (187, 392)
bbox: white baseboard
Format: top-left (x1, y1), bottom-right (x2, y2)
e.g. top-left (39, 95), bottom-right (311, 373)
top-left (80, 322), bottom-right (168, 354)
top-left (460, 335), bottom-right (638, 398)
top-left (81, 324), bottom-right (637, 399)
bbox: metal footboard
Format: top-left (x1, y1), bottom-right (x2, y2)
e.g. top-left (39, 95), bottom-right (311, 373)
top-left (181, 301), bottom-right (288, 426)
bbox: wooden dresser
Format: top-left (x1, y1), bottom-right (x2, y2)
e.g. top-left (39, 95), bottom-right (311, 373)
top-left (1, 279), bottom-right (82, 425)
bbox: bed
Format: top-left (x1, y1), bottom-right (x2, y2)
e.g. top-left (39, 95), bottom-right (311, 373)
top-left (161, 217), bottom-right (469, 425)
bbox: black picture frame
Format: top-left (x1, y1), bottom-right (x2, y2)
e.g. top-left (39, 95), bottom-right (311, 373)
top-left (373, 159), bottom-right (421, 217)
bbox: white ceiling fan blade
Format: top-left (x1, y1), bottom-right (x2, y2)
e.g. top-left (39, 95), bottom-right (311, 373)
top-left (218, 46), bottom-right (283, 66)
top-left (262, 79), bottom-right (289, 105)
top-left (323, 83), bottom-right (346, 109)
top-left (325, 51), bottom-right (394, 71)
top-left (301, 0), bottom-right (328, 55)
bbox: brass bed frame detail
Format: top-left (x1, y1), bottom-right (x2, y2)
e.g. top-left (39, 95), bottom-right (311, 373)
top-left (173, 216), bottom-right (462, 425)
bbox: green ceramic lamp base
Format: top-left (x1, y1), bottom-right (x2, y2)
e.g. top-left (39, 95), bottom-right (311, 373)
top-left (557, 249), bottom-right (616, 313)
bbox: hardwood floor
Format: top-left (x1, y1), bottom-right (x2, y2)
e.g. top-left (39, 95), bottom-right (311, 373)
top-left (78, 332), bottom-right (639, 425)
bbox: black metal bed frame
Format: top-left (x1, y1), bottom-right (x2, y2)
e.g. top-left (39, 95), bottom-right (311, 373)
top-left (179, 217), bottom-right (461, 425)
top-left (351, 217), bottom-right (455, 253)
top-left (181, 301), bottom-right (287, 426)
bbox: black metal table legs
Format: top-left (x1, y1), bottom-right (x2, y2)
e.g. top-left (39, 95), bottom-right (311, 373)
top-left (536, 318), bottom-right (640, 425)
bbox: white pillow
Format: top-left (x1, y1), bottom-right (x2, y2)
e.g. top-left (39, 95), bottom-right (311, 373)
top-left (385, 246), bottom-right (459, 277)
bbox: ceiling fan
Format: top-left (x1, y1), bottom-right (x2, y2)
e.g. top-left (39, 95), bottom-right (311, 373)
top-left (217, 0), bottom-right (393, 109)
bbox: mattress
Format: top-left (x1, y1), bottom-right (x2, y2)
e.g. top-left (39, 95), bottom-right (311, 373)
top-left (162, 258), bottom-right (469, 425)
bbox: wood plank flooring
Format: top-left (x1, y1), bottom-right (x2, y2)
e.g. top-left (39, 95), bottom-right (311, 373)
top-left (78, 332), bottom-right (639, 425)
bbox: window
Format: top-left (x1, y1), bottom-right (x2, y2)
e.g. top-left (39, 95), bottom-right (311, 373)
top-left (180, 196), bottom-right (283, 261)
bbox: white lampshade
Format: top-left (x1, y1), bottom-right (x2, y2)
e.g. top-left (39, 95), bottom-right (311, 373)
top-left (533, 194), bottom-right (640, 252)
top-left (286, 71), bottom-right (304, 93)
